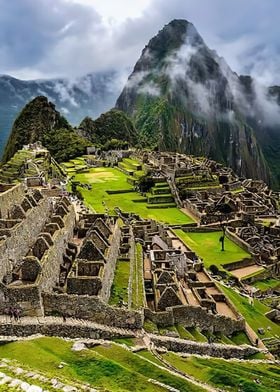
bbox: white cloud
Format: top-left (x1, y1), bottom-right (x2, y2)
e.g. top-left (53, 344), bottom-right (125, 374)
top-left (0, 0), bottom-right (280, 87)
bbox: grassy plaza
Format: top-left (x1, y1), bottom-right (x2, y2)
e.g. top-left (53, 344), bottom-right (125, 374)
top-left (71, 166), bottom-right (194, 225)
top-left (174, 229), bottom-right (250, 268)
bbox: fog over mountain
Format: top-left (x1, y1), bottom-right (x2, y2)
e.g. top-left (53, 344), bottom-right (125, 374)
top-left (116, 20), bottom-right (280, 186)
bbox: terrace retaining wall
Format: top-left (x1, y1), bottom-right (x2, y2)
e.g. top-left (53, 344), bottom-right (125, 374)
top-left (43, 293), bottom-right (143, 329)
top-left (151, 335), bottom-right (260, 359)
top-left (144, 305), bottom-right (245, 335)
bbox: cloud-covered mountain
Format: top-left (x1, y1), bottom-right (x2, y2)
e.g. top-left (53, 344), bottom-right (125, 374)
top-left (116, 19), bottom-right (280, 186)
top-left (0, 71), bottom-right (125, 158)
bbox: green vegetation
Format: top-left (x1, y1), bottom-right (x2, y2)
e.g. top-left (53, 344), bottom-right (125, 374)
top-left (219, 284), bottom-right (280, 338)
top-left (71, 167), bottom-right (193, 224)
top-left (131, 243), bottom-right (145, 309)
top-left (79, 109), bottom-right (137, 145)
top-left (230, 331), bottom-right (251, 345)
top-left (0, 338), bottom-right (205, 392)
top-left (143, 320), bottom-right (159, 334)
top-left (3, 96), bottom-right (90, 163)
top-left (174, 230), bottom-right (250, 268)
top-left (162, 352), bottom-right (280, 392)
top-left (42, 128), bottom-right (90, 162)
top-left (136, 350), bottom-right (163, 366)
top-left (109, 259), bottom-right (130, 306)
top-left (113, 337), bottom-right (136, 347)
top-left (175, 325), bottom-right (208, 342)
top-left (252, 278), bottom-right (280, 292)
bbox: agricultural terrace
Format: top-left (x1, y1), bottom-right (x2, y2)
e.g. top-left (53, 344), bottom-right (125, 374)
top-left (174, 230), bottom-right (250, 268)
top-left (69, 165), bottom-right (194, 225)
top-left (0, 337), bottom-right (205, 392)
top-left (162, 352), bottom-right (280, 392)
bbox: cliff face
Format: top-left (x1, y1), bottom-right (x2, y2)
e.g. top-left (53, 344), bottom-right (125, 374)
top-left (116, 19), bottom-right (272, 184)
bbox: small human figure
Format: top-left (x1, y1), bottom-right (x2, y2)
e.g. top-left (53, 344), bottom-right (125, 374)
top-left (9, 306), bottom-right (14, 321)
top-left (219, 235), bottom-right (225, 251)
top-left (14, 308), bottom-right (20, 321)
top-left (63, 314), bottom-right (66, 322)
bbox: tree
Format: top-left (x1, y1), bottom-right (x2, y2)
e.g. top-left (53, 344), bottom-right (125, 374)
top-left (209, 264), bottom-right (219, 275)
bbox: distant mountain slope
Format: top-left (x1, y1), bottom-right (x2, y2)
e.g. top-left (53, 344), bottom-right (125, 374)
top-left (116, 19), bottom-right (280, 186)
top-left (78, 109), bottom-right (137, 145)
top-left (0, 71), bottom-right (123, 158)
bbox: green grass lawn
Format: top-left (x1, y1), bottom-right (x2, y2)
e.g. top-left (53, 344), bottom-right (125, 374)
top-left (252, 278), bottom-right (280, 292)
top-left (0, 338), bottom-right (205, 392)
top-left (72, 167), bottom-right (194, 225)
top-left (174, 230), bottom-right (250, 268)
top-left (109, 259), bottom-right (130, 306)
top-left (219, 284), bottom-right (280, 338)
top-left (162, 352), bottom-right (280, 392)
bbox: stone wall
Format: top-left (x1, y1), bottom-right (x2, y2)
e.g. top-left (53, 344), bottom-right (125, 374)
top-left (43, 293), bottom-right (143, 329)
top-left (0, 319), bottom-right (135, 340)
top-left (37, 205), bottom-right (76, 292)
top-left (225, 228), bottom-right (252, 254)
top-left (145, 305), bottom-right (245, 335)
top-left (151, 335), bottom-right (260, 359)
top-left (0, 196), bottom-right (51, 281)
top-left (3, 285), bottom-right (42, 316)
top-left (0, 183), bottom-right (26, 219)
top-left (99, 223), bottom-right (122, 303)
top-left (223, 258), bottom-right (256, 272)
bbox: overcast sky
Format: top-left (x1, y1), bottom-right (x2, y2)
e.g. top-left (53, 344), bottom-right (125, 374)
top-left (0, 0), bottom-right (279, 85)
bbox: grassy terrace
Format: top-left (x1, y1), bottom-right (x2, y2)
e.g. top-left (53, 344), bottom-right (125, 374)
top-left (174, 230), bottom-right (250, 268)
top-left (162, 352), bottom-right (280, 392)
top-left (131, 243), bottom-right (145, 309)
top-left (109, 259), bottom-right (130, 306)
top-left (219, 284), bottom-right (280, 338)
top-left (0, 338), bottom-right (205, 392)
top-left (71, 166), bottom-right (194, 225)
top-left (252, 278), bottom-right (280, 292)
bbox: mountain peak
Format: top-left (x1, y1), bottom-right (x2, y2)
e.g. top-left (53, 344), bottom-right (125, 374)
top-left (116, 19), bottom-right (271, 184)
top-left (140, 19), bottom-right (203, 64)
